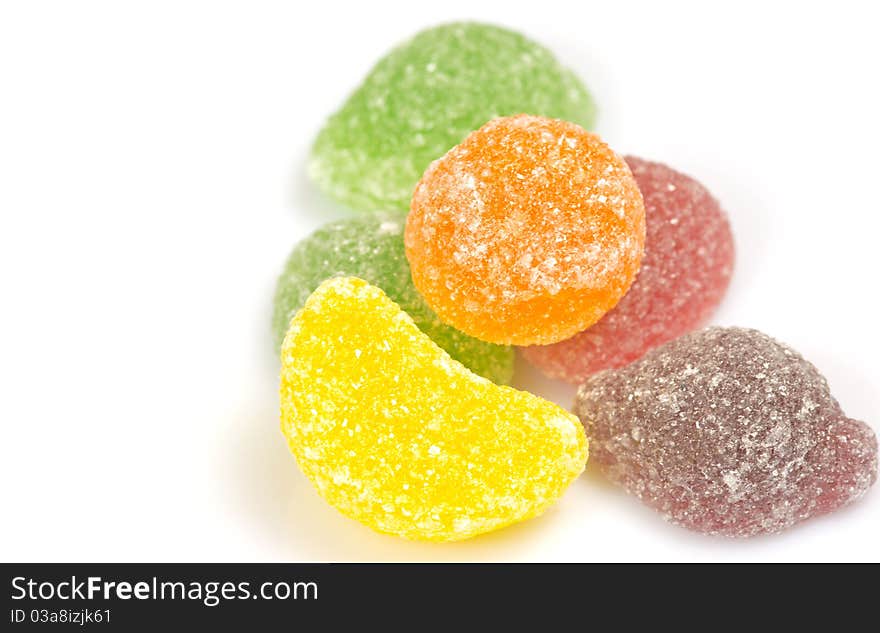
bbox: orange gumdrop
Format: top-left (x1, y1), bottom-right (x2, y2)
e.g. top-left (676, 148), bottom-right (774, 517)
top-left (405, 114), bottom-right (646, 346)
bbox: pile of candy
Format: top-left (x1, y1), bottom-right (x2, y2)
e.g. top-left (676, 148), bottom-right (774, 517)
top-left (275, 22), bottom-right (877, 541)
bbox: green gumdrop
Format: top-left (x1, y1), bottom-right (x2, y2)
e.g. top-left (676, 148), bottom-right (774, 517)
top-left (272, 213), bottom-right (515, 385)
top-left (309, 22), bottom-right (597, 212)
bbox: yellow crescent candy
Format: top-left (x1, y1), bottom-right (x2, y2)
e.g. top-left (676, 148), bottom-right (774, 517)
top-left (280, 277), bottom-right (587, 541)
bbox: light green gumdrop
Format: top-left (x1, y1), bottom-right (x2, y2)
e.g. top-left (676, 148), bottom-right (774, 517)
top-left (272, 213), bottom-right (515, 385)
top-left (309, 22), bottom-right (597, 212)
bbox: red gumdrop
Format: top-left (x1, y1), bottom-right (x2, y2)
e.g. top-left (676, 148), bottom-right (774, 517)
top-left (523, 156), bottom-right (734, 383)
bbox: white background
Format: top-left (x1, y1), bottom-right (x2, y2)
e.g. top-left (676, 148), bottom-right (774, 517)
top-left (1, 0), bottom-right (878, 562)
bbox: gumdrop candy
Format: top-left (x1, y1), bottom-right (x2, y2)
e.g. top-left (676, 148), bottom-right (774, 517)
top-left (574, 327), bottom-right (878, 537)
top-left (280, 277), bottom-right (588, 542)
top-left (272, 213), bottom-right (513, 385)
top-left (405, 114), bottom-right (645, 346)
top-left (523, 156), bottom-right (734, 383)
top-left (309, 22), bottom-right (596, 212)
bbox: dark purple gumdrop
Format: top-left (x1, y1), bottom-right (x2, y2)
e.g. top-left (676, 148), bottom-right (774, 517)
top-left (574, 327), bottom-right (877, 537)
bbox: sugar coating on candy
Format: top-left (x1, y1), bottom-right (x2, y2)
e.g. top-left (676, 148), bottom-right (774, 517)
top-left (406, 114), bottom-right (645, 346)
top-left (574, 327), bottom-right (878, 537)
top-left (524, 156), bottom-right (734, 383)
top-left (309, 22), bottom-right (596, 212)
top-left (272, 214), bottom-right (513, 384)
top-left (280, 277), bottom-right (587, 542)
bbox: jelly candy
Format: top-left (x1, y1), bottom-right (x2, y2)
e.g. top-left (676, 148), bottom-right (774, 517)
top-left (280, 277), bottom-right (588, 542)
top-left (405, 114), bottom-right (645, 346)
top-left (272, 213), bottom-right (514, 384)
top-left (309, 22), bottom-right (596, 212)
top-left (524, 156), bottom-right (734, 382)
top-left (573, 327), bottom-right (877, 537)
